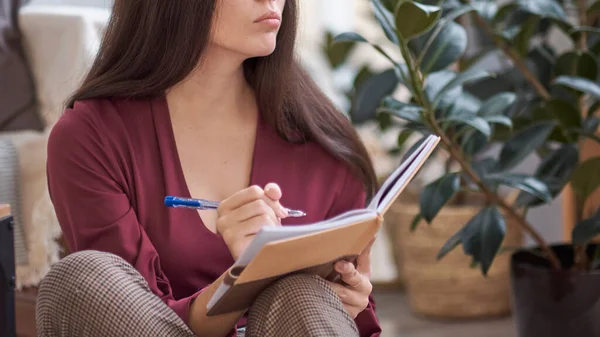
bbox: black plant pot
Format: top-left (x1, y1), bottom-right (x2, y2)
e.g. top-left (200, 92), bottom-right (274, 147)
top-left (510, 244), bottom-right (600, 337)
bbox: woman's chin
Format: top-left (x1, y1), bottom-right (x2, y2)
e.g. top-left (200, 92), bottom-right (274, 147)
top-left (244, 39), bottom-right (278, 58)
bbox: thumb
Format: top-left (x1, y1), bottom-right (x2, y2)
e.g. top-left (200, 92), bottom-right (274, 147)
top-left (264, 183), bottom-right (287, 218)
top-left (264, 182), bottom-right (282, 201)
top-left (356, 238), bottom-right (375, 276)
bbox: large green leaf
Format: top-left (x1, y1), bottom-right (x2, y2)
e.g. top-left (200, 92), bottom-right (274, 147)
top-left (353, 66), bottom-right (375, 88)
top-left (529, 43), bottom-right (557, 88)
top-left (420, 173), bottom-right (461, 223)
top-left (484, 173), bottom-right (552, 203)
top-left (472, 158), bottom-right (498, 178)
top-left (495, 122), bottom-right (556, 172)
top-left (437, 228), bottom-right (463, 260)
top-left (484, 115), bottom-right (513, 128)
top-left (592, 40), bottom-right (600, 56)
top-left (515, 144), bottom-right (579, 207)
top-left (395, 1), bottom-right (442, 40)
top-left (553, 76), bottom-right (600, 99)
top-left (351, 69), bottom-right (399, 124)
top-left (332, 32), bottom-right (401, 71)
top-left (332, 32), bottom-right (368, 44)
top-left (440, 115), bottom-right (492, 138)
top-left (554, 51), bottom-right (598, 82)
top-left (379, 97), bottom-right (423, 123)
top-left (477, 92), bottom-right (517, 117)
top-left (570, 157), bottom-right (600, 207)
top-left (410, 213), bottom-right (423, 232)
top-left (323, 31), bottom-right (357, 69)
top-left (380, 0), bottom-right (400, 12)
top-left (425, 70), bottom-right (460, 112)
top-left (531, 99), bottom-right (582, 143)
top-left (572, 209), bottom-right (600, 244)
top-left (492, 3), bottom-right (520, 25)
top-left (396, 129), bottom-right (414, 149)
top-left (461, 130), bottom-right (489, 157)
top-left (473, 1), bottom-right (498, 21)
top-left (570, 26), bottom-right (600, 38)
top-left (536, 144), bottom-right (579, 178)
top-left (433, 69), bottom-right (493, 108)
top-left (445, 91), bottom-right (482, 118)
top-left (411, 5), bottom-right (475, 72)
top-left (461, 207), bottom-right (507, 276)
top-left (412, 21), bottom-right (468, 74)
top-left (513, 16), bottom-right (541, 57)
top-left (516, 0), bottom-right (567, 21)
top-left (372, 0), bottom-right (400, 45)
top-left (589, 1), bottom-right (600, 17)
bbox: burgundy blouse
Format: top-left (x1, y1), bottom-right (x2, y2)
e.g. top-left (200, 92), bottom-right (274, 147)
top-left (46, 96), bottom-right (382, 337)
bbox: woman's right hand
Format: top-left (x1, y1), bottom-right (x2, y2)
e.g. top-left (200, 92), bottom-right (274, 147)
top-left (216, 183), bottom-right (288, 260)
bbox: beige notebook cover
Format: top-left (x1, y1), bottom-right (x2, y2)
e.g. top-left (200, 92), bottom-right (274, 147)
top-left (206, 134), bottom-right (440, 316)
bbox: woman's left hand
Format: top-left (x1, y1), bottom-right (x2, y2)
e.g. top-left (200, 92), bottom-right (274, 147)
top-left (326, 240), bottom-right (374, 319)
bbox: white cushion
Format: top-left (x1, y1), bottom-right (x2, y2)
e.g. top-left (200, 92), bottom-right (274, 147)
top-left (18, 5), bottom-right (110, 128)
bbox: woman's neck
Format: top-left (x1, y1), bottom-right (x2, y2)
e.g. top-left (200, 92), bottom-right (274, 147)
top-left (166, 45), bottom-right (256, 121)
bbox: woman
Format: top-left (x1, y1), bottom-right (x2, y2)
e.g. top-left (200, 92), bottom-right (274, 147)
top-left (36, 1), bottom-right (381, 336)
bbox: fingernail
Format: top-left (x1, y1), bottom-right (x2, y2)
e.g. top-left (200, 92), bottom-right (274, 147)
top-left (336, 261), bottom-right (348, 272)
top-left (280, 206), bottom-right (289, 217)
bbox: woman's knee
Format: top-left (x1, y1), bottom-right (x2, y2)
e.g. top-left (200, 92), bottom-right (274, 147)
top-left (247, 274), bottom-right (358, 337)
top-left (36, 250), bottom-right (143, 315)
top-left (251, 273), bottom-right (345, 315)
top-left (39, 250), bottom-right (129, 290)
top-left (264, 273), bottom-right (339, 301)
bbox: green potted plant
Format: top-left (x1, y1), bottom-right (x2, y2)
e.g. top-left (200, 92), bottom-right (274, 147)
top-left (332, 0), bottom-right (600, 336)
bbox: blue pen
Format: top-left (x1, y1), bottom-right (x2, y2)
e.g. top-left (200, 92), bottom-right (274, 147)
top-left (164, 196), bottom-right (306, 217)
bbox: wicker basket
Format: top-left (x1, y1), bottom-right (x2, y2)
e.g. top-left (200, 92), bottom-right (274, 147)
top-left (388, 198), bottom-right (523, 319)
top-left (382, 187), bottom-right (421, 287)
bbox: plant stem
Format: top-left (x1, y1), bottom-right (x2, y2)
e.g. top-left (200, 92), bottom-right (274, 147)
top-left (427, 118), bottom-right (562, 269)
top-left (399, 39), bottom-right (428, 109)
top-left (578, 0), bottom-right (588, 51)
top-left (467, 4), bottom-right (552, 100)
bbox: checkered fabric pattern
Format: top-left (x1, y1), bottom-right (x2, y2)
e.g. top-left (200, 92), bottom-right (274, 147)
top-left (36, 251), bottom-right (195, 337)
top-left (36, 251), bottom-right (359, 337)
top-left (246, 274), bottom-right (359, 336)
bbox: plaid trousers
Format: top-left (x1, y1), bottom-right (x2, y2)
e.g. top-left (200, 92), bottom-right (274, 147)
top-left (36, 250), bottom-right (359, 337)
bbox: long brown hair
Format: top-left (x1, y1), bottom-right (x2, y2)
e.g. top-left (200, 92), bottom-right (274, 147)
top-left (67, 0), bottom-right (377, 200)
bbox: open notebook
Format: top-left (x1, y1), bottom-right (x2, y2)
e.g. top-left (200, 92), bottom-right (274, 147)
top-left (206, 134), bottom-right (440, 316)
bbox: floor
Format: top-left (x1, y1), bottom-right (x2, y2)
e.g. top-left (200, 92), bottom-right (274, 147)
top-left (16, 288), bottom-right (516, 337)
top-left (372, 290), bottom-right (516, 337)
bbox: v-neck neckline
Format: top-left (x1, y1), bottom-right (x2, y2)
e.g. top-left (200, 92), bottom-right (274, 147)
top-left (155, 93), bottom-right (263, 236)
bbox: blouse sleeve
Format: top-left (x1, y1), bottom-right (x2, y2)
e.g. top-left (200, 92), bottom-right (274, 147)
top-left (46, 103), bottom-right (203, 325)
top-left (326, 167), bottom-right (382, 337)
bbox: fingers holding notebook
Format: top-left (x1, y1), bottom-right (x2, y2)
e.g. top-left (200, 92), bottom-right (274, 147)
top-left (356, 238), bottom-right (375, 277)
top-left (324, 238), bottom-right (375, 318)
top-left (327, 260), bottom-right (373, 319)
